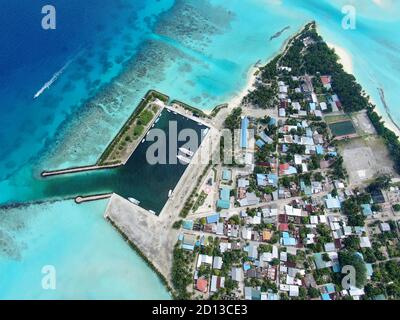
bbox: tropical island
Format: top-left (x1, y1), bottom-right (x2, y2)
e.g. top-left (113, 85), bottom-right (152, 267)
top-left (163, 21), bottom-right (400, 300)
top-left (39, 22), bottom-right (400, 301)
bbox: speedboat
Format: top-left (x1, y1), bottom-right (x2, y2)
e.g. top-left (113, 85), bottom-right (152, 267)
top-left (179, 147), bottom-right (194, 157)
top-left (177, 154), bottom-right (191, 164)
top-left (128, 197), bottom-right (140, 205)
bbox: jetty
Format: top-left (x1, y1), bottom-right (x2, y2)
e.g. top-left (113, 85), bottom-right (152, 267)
top-left (41, 164), bottom-right (121, 178)
top-left (75, 193), bottom-right (113, 204)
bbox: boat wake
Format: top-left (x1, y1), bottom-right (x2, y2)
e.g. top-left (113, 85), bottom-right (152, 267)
top-left (33, 60), bottom-right (72, 99)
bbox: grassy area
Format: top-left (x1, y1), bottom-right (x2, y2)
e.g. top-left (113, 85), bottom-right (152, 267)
top-left (192, 191), bottom-right (208, 213)
top-left (97, 90), bottom-right (169, 166)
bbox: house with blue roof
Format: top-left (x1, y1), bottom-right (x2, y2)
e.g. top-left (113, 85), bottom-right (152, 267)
top-left (313, 253), bottom-right (334, 269)
top-left (256, 139), bottom-right (265, 148)
top-left (321, 293), bottom-right (331, 300)
top-left (259, 132), bottom-right (273, 144)
top-left (182, 220), bottom-right (194, 230)
top-left (361, 204), bottom-right (373, 217)
top-left (256, 174), bottom-right (278, 188)
top-left (325, 194), bottom-right (341, 210)
top-left (366, 263), bottom-right (374, 279)
top-left (217, 187), bottom-right (231, 209)
top-left (206, 214), bottom-right (220, 224)
top-left (281, 232), bottom-right (297, 246)
top-left (316, 144), bottom-right (324, 155)
top-left (300, 180), bottom-right (312, 196)
top-left (325, 283), bottom-right (336, 294)
top-left (240, 117), bottom-right (249, 149)
top-left (222, 169), bottom-right (232, 181)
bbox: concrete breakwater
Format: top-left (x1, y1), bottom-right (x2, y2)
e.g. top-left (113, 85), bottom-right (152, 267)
top-left (41, 164), bottom-right (121, 178)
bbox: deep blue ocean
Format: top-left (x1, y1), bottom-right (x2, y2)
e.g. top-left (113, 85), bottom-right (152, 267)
top-left (0, 0), bottom-right (399, 299)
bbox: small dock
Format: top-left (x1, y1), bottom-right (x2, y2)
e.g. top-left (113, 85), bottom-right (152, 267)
top-left (41, 164), bottom-right (121, 178)
top-left (75, 194), bottom-right (113, 204)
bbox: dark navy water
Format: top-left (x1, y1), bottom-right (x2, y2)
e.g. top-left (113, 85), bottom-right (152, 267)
top-left (5, 110), bottom-right (206, 213)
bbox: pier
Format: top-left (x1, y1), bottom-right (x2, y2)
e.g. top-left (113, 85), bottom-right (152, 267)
top-left (41, 164), bottom-right (121, 178)
top-left (75, 193), bottom-right (113, 204)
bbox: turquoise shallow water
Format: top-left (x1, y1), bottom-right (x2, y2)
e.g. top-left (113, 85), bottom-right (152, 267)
top-left (0, 200), bottom-right (170, 299)
top-left (1, 0), bottom-right (399, 299)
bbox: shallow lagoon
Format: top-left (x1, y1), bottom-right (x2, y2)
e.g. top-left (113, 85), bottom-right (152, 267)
top-left (0, 200), bottom-right (171, 300)
top-left (1, 0), bottom-right (400, 299)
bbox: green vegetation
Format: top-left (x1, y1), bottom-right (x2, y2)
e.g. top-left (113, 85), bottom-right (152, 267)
top-left (224, 107), bottom-right (242, 132)
top-left (97, 90), bottom-right (167, 165)
top-left (172, 220), bottom-right (183, 229)
top-left (180, 162), bottom-right (213, 218)
top-left (367, 106), bottom-right (400, 173)
top-left (341, 197), bottom-right (365, 227)
top-left (371, 260), bottom-right (400, 299)
top-left (172, 245), bottom-right (195, 299)
top-left (339, 251), bottom-right (367, 288)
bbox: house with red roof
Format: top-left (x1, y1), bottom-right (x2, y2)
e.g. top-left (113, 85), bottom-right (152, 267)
top-left (196, 278), bottom-right (208, 293)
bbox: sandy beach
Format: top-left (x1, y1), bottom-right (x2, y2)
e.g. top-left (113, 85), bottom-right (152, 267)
top-left (327, 42), bottom-right (400, 138)
top-left (327, 42), bottom-right (354, 74)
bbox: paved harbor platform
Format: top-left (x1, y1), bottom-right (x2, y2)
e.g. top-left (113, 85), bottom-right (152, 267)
top-left (104, 194), bottom-right (179, 287)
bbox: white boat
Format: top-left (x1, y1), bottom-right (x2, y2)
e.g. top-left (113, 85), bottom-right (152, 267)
top-left (168, 190), bottom-right (173, 198)
top-left (167, 109), bottom-right (171, 113)
top-left (202, 128), bottom-right (209, 136)
top-left (179, 147), bottom-right (194, 157)
top-left (128, 197), bottom-right (140, 205)
top-left (149, 210), bottom-right (156, 215)
top-left (177, 154), bottom-right (191, 164)
top-left (142, 138), bottom-right (146, 143)
top-left (155, 118), bottom-right (160, 123)
top-left (173, 112), bottom-right (177, 115)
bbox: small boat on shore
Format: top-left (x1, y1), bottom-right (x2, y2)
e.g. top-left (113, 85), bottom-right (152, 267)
top-left (142, 138), bottom-right (145, 143)
top-left (167, 109), bottom-right (171, 113)
top-left (149, 210), bottom-right (156, 215)
top-left (168, 190), bottom-right (173, 198)
top-left (128, 197), bottom-right (141, 205)
top-left (203, 128), bottom-right (209, 136)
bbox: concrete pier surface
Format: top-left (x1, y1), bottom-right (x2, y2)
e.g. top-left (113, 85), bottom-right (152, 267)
top-left (104, 194), bottom-right (179, 286)
top-left (41, 164), bottom-right (121, 178)
top-left (75, 194), bottom-right (113, 204)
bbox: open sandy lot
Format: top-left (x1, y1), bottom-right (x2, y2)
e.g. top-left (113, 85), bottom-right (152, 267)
top-left (340, 136), bottom-right (398, 186)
